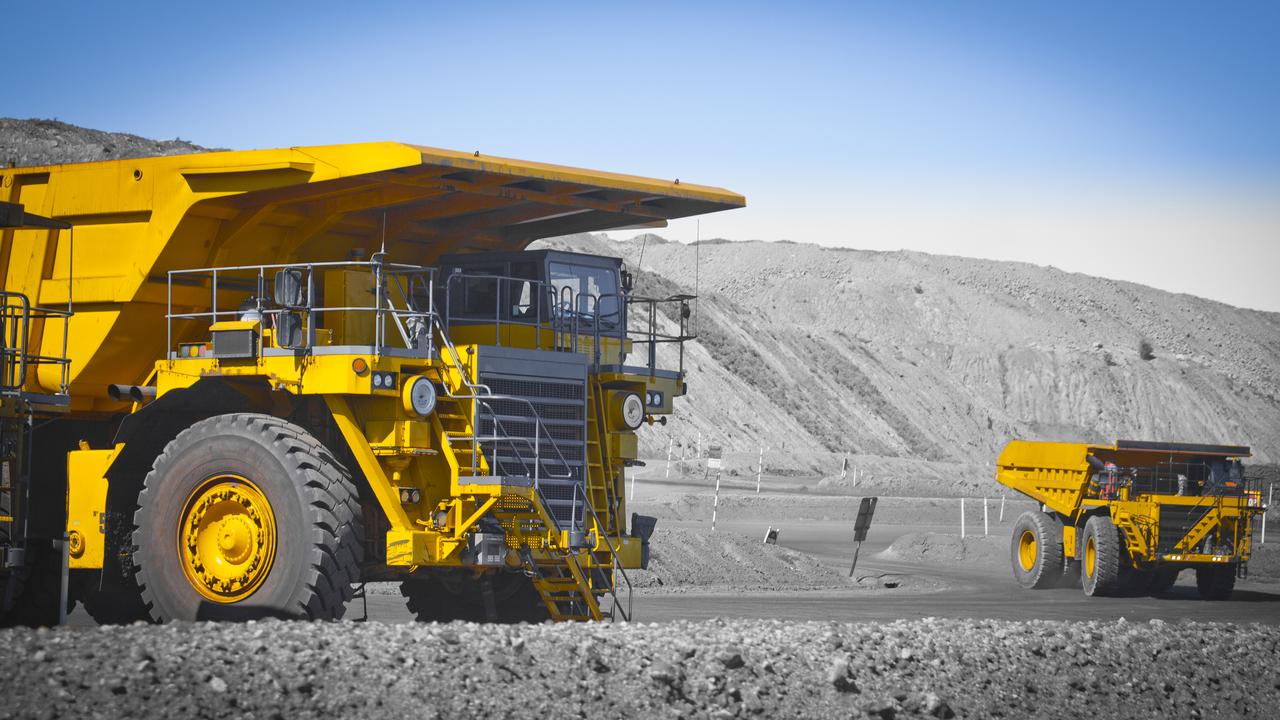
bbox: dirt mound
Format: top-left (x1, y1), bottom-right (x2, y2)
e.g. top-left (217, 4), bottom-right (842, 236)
top-left (0, 118), bottom-right (216, 168)
top-left (633, 527), bottom-right (853, 592)
top-left (877, 532), bottom-right (1007, 568)
top-left (1249, 543), bottom-right (1280, 581)
top-left (4, 618), bottom-right (1277, 719)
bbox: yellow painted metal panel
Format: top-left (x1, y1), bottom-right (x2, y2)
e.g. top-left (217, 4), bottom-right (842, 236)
top-left (66, 447), bottom-right (116, 569)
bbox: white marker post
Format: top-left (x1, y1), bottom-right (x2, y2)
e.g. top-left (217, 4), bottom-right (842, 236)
top-left (708, 445), bottom-right (724, 532)
top-left (1263, 483), bottom-right (1273, 545)
top-left (756, 446), bottom-right (764, 494)
top-left (960, 497), bottom-right (966, 539)
top-left (999, 493), bottom-right (1006, 523)
top-left (664, 437), bottom-right (674, 483)
top-left (983, 497), bottom-right (989, 536)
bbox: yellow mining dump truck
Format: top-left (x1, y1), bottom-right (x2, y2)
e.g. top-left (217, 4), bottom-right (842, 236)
top-left (0, 143), bottom-right (742, 625)
top-left (996, 440), bottom-right (1265, 599)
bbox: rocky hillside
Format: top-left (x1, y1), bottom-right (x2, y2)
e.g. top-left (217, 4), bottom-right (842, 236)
top-left (1, 118), bottom-right (214, 167)
top-left (536, 233), bottom-right (1280, 488)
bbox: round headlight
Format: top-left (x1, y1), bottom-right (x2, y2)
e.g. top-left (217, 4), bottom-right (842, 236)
top-left (620, 392), bottom-right (645, 430)
top-left (372, 373), bottom-right (384, 388)
top-left (403, 376), bottom-right (438, 417)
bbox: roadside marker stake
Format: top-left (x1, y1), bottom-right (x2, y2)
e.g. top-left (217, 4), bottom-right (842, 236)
top-left (663, 436), bottom-right (673, 483)
top-left (960, 497), bottom-right (966, 539)
top-left (755, 446), bottom-right (764, 494)
top-left (984, 497), bottom-right (989, 536)
top-left (1263, 483), bottom-right (1273, 545)
top-left (708, 445), bottom-right (723, 532)
top-left (999, 493), bottom-right (1006, 523)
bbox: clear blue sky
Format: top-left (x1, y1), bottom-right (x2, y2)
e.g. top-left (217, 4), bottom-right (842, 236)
top-left (8, 1), bottom-right (1279, 310)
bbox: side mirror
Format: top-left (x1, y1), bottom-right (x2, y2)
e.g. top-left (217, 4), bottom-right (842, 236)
top-left (276, 311), bottom-right (305, 349)
top-left (273, 269), bottom-right (305, 308)
top-left (621, 270), bottom-right (634, 294)
top-left (680, 302), bottom-right (691, 320)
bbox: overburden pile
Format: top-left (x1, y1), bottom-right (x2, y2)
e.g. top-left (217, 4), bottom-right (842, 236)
top-left (3, 617), bottom-right (1276, 719)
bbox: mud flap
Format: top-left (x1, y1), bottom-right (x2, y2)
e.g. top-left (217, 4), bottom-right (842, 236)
top-left (630, 513), bottom-right (657, 570)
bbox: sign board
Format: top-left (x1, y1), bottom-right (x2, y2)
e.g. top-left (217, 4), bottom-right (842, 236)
top-left (707, 444), bottom-right (724, 470)
top-left (853, 497), bottom-right (878, 542)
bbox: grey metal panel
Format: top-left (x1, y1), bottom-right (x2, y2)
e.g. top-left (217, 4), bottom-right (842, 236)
top-left (476, 345), bottom-right (587, 381)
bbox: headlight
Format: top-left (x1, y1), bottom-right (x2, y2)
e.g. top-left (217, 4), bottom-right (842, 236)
top-left (619, 392), bottom-right (645, 430)
top-left (371, 372), bottom-right (396, 390)
top-left (403, 376), bottom-right (437, 416)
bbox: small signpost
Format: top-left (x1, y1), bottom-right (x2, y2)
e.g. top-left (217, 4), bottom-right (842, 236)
top-left (763, 526), bottom-right (780, 545)
top-left (848, 496), bottom-right (878, 577)
top-left (708, 445), bottom-right (724, 532)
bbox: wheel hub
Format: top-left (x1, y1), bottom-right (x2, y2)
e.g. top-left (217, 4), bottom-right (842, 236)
top-left (178, 475), bottom-right (276, 603)
top-left (1017, 530), bottom-right (1037, 572)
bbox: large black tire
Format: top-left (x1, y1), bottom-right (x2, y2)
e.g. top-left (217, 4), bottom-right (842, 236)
top-left (1080, 514), bottom-right (1126, 597)
top-left (401, 571), bottom-right (550, 623)
top-left (76, 577), bottom-right (152, 625)
top-left (1144, 567), bottom-right (1181, 596)
top-left (132, 413), bottom-right (362, 622)
top-left (0, 542), bottom-right (72, 627)
top-left (1009, 511), bottom-right (1064, 589)
top-left (1195, 564), bottom-right (1236, 600)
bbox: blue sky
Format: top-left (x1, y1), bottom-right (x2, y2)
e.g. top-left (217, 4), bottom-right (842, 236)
top-left (8, 1), bottom-right (1279, 310)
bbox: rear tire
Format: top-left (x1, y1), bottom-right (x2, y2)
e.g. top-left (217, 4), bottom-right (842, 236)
top-left (1145, 568), bottom-right (1180, 596)
top-left (1009, 511), bottom-right (1064, 589)
top-left (1080, 514), bottom-right (1126, 597)
top-left (1195, 564), bottom-right (1236, 600)
top-left (401, 571), bottom-right (549, 623)
top-left (132, 413), bottom-right (362, 622)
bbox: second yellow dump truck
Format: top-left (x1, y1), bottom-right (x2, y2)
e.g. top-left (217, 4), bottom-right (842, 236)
top-left (996, 440), bottom-right (1265, 599)
top-left (0, 142), bottom-right (743, 625)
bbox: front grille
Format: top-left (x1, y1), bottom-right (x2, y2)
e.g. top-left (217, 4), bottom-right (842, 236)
top-left (478, 365), bottom-right (587, 527)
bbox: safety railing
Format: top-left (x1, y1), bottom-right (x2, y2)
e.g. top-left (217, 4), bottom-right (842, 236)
top-left (1, 290), bottom-right (73, 397)
top-left (625, 294), bottom-right (695, 378)
top-left (1125, 461), bottom-right (1260, 498)
top-left (165, 257), bottom-right (440, 358)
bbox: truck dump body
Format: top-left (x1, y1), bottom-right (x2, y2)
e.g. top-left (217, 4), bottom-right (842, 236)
top-left (0, 143), bottom-right (744, 409)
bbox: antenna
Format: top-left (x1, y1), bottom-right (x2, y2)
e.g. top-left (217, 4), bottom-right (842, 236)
top-left (380, 211), bottom-right (387, 255)
top-left (694, 219), bottom-right (700, 334)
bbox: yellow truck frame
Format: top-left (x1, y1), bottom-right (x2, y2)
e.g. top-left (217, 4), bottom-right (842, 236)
top-left (0, 143), bottom-right (743, 625)
top-left (996, 439), bottom-right (1265, 599)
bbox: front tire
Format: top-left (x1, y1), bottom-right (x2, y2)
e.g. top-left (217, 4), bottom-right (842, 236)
top-left (1195, 564), bottom-right (1236, 600)
top-left (132, 413), bottom-right (362, 622)
top-left (1010, 511), bottom-right (1064, 589)
top-left (1080, 514), bottom-right (1126, 597)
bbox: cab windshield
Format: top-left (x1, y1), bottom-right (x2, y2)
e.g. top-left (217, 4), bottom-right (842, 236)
top-left (549, 262), bottom-right (622, 330)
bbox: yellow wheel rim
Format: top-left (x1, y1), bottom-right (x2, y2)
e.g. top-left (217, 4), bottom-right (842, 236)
top-left (1084, 536), bottom-right (1097, 579)
top-left (177, 475), bottom-right (276, 603)
top-left (1017, 530), bottom-right (1038, 572)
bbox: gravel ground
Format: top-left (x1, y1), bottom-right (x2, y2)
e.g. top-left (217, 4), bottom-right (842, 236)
top-left (4, 618), bottom-right (1277, 719)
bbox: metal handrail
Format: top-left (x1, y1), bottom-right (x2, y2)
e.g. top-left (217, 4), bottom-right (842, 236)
top-left (165, 259), bottom-right (440, 359)
top-left (1, 291), bottom-right (73, 395)
top-left (573, 482), bottom-right (633, 622)
top-left (624, 294), bottom-right (695, 377)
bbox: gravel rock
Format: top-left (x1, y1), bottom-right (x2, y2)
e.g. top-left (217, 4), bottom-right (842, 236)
top-left (2, 618), bottom-right (1278, 718)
